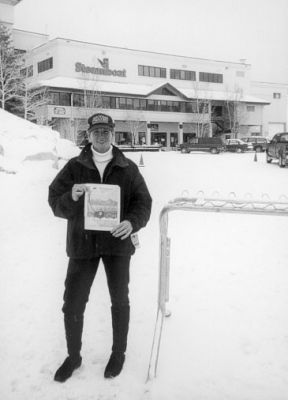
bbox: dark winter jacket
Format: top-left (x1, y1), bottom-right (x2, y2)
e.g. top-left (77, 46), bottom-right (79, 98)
top-left (48, 144), bottom-right (152, 258)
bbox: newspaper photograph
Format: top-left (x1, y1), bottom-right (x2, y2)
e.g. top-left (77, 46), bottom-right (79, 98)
top-left (84, 184), bottom-right (120, 231)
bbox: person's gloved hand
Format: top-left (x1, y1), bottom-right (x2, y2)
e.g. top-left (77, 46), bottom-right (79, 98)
top-left (72, 184), bottom-right (87, 201)
top-left (111, 220), bottom-right (133, 240)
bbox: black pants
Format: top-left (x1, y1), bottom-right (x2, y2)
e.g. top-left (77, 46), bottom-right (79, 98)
top-left (62, 256), bottom-right (131, 357)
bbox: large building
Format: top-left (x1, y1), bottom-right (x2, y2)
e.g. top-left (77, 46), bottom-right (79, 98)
top-left (24, 37), bottom-right (274, 147)
top-left (2, 0), bottom-right (288, 147)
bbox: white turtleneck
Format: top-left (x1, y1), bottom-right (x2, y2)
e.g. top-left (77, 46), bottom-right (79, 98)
top-left (91, 145), bottom-right (113, 182)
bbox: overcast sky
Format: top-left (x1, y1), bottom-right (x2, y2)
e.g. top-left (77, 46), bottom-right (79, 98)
top-left (14, 0), bottom-right (288, 84)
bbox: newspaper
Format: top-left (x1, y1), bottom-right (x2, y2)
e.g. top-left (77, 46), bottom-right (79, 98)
top-left (84, 184), bottom-right (120, 231)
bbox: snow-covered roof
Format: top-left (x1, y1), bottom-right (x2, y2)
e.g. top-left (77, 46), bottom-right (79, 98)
top-left (34, 77), bottom-right (156, 96)
top-left (35, 77), bottom-right (270, 104)
top-left (179, 88), bottom-right (270, 104)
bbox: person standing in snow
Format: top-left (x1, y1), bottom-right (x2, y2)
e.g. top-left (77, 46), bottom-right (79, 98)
top-left (48, 113), bottom-right (152, 382)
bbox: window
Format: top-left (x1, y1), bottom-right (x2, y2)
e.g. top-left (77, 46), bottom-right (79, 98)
top-left (138, 64), bottom-right (166, 78)
top-left (172, 101), bottom-right (180, 112)
top-left (59, 92), bottom-right (71, 106)
top-left (170, 69), bottom-right (196, 81)
top-left (140, 99), bottom-right (147, 110)
top-left (247, 105), bottom-right (255, 112)
top-left (101, 96), bottom-right (111, 108)
top-left (199, 72), bottom-right (223, 83)
top-left (280, 134), bottom-right (288, 142)
top-left (236, 71), bottom-right (245, 77)
top-left (49, 91), bottom-right (71, 106)
top-left (38, 57), bottom-right (53, 73)
top-left (147, 100), bottom-right (156, 111)
top-left (160, 68), bottom-right (166, 78)
top-left (180, 102), bottom-right (186, 113)
top-left (20, 65), bottom-right (33, 77)
top-left (185, 102), bottom-right (193, 113)
top-left (50, 92), bottom-right (60, 105)
top-left (138, 65), bottom-right (144, 76)
top-left (149, 66), bottom-right (155, 77)
top-left (119, 97), bottom-right (127, 109)
top-left (126, 98), bottom-right (133, 110)
top-left (73, 93), bottom-right (85, 107)
top-left (160, 101), bottom-right (168, 111)
top-left (110, 97), bottom-right (116, 109)
top-left (273, 92), bottom-right (281, 99)
top-left (133, 99), bottom-right (140, 110)
top-left (86, 95), bottom-right (99, 108)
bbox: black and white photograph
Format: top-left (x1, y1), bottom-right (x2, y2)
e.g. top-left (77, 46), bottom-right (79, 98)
top-left (1, 0), bottom-right (288, 399)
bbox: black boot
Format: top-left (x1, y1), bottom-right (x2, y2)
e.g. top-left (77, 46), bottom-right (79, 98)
top-left (111, 305), bottom-right (130, 354)
top-left (54, 355), bottom-right (82, 382)
top-left (64, 314), bottom-right (83, 358)
top-left (104, 305), bottom-right (130, 378)
top-left (54, 314), bottom-right (83, 382)
top-left (104, 352), bottom-right (125, 378)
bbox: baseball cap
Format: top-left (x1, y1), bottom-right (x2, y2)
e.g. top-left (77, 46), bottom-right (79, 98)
top-left (88, 113), bottom-right (114, 131)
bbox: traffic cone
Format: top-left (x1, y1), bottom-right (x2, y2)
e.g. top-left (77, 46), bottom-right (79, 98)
top-left (254, 151), bottom-right (257, 162)
top-left (139, 154), bottom-right (144, 167)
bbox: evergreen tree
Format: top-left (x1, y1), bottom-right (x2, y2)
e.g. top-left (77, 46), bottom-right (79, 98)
top-left (0, 24), bottom-right (23, 110)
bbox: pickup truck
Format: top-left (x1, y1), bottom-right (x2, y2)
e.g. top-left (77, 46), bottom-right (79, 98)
top-left (266, 132), bottom-right (288, 167)
top-left (177, 137), bottom-right (225, 154)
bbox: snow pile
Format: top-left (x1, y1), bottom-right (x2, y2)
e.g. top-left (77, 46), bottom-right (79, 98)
top-left (55, 137), bottom-right (80, 161)
top-left (0, 109), bottom-right (80, 172)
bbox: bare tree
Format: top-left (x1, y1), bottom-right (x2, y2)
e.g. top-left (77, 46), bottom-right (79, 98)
top-left (194, 98), bottom-right (211, 137)
top-left (13, 68), bottom-right (49, 120)
top-left (71, 72), bottom-right (103, 143)
top-left (78, 66), bottom-right (102, 118)
top-left (190, 80), bottom-right (212, 137)
top-left (224, 86), bottom-right (247, 138)
top-left (0, 24), bottom-right (23, 110)
top-left (124, 112), bottom-right (146, 146)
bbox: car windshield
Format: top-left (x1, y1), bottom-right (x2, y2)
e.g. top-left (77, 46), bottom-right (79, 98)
top-left (280, 134), bottom-right (288, 142)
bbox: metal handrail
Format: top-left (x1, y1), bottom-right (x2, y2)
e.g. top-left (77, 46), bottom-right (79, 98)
top-left (146, 194), bottom-right (288, 382)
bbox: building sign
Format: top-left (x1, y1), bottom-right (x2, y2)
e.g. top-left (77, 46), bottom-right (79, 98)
top-left (54, 107), bottom-right (66, 115)
top-left (149, 124), bottom-right (159, 131)
top-left (75, 58), bottom-right (126, 78)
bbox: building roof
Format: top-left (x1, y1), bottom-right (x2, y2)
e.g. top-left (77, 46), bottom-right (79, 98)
top-left (34, 77), bottom-right (155, 96)
top-left (35, 77), bottom-right (270, 104)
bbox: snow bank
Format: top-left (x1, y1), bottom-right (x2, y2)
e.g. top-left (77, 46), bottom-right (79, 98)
top-left (0, 109), bottom-right (79, 172)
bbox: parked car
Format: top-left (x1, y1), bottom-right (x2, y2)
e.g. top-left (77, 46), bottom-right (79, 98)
top-left (177, 137), bottom-right (225, 154)
top-left (266, 132), bottom-right (288, 168)
top-left (242, 136), bottom-right (269, 152)
top-left (225, 139), bottom-right (250, 153)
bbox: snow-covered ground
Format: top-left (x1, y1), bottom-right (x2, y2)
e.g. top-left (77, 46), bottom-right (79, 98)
top-left (1, 110), bottom-right (288, 400)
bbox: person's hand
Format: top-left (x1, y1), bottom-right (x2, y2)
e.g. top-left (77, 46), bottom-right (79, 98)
top-left (111, 220), bottom-right (133, 240)
top-left (71, 184), bottom-right (86, 201)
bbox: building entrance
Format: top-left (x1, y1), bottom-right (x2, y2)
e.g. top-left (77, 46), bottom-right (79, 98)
top-left (152, 132), bottom-right (167, 146)
top-left (170, 133), bottom-right (178, 148)
top-left (115, 131), bottom-right (131, 145)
